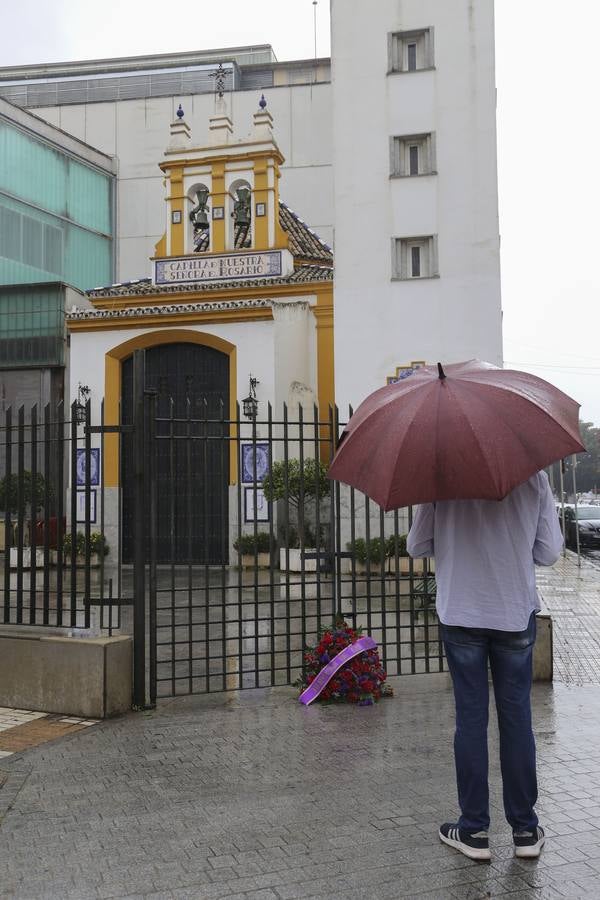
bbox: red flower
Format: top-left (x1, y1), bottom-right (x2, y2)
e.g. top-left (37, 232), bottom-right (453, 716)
top-left (300, 628), bottom-right (386, 704)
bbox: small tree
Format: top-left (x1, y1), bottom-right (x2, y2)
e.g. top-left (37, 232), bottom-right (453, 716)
top-left (386, 533), bottom-right (408, 559)
top-left (262, 457), bottom-right (330, 547)
top-left (0, 471), bottom-right (49, 516)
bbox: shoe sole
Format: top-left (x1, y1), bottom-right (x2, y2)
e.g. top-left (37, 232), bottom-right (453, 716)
top-left (439, 829), bottom-right (491, 861)
top-left (515, 836), bottom-right (545, 858)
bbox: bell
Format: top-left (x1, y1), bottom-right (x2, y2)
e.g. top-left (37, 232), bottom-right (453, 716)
top-left (190, 188), bottom-right (210, 229)
top-left (196, 187), bottom-right (209, 206)
top-left (234, 187), bottom-right (251, 227)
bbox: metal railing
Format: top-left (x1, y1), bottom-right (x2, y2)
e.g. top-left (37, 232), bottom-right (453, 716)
top-left (1, 381), bottom-right (441, 707)
top-left (144, 395), bottom-right (441, 703)
top-left (0, 400), bottom-right (120, 633)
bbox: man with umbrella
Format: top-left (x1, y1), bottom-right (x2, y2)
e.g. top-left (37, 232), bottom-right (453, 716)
top-left (329, 360), bottom-right (583, 862)
top-left (407, 468), bottom-right (563, 861)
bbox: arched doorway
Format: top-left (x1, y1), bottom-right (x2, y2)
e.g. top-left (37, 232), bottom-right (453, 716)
top-left (121, 341), bottom-right (230, 564)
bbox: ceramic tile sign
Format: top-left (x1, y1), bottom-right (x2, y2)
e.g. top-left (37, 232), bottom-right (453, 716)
top-left (76, 448), bottom-right (100, 486)
top-left (244, 487), bottom-right (269, 523)
top-left (155, 250), bottom-right (283, 285)
top-left (76, 490), bottom-right (97, 524)
top-left (241, 443), bottom-right (270, 485)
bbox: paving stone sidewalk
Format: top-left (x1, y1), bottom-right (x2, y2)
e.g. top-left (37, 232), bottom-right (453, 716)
top-left (0, 709), bottom-right (99, 759)
top-left (0, 553), bottom-right (599, 900)
top-left (536, 551), bottom-right (600, 684)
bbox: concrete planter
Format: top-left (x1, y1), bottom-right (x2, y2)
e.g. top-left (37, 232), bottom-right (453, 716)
top-left (0, 628), bottom-right (132, 718)
top-left (9, 547), bottom-right (46, 569)
top-left (388, 557), bottom-right (435, 575)
top-left (389, 556), bottom-right (427, 575)
top-left (279, 548), bottom-right (318, 572)
top-left (63, 552), bottom-right (102, 568)
top-left (239, 552), bottom-right (271, 569)
top-left (353, 560), bottom-right (387, 576)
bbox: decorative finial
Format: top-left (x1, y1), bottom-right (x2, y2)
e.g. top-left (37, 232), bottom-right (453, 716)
top-left (259, 94), bottom-right (267, 110)
top-left (176, 104), bottom-right (184, 119)
top-left (209, 63), bottom-right (227, 99)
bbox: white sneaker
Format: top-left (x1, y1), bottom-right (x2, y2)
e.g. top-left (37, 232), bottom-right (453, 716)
top-left (513, 825), bottom-right (545, 858)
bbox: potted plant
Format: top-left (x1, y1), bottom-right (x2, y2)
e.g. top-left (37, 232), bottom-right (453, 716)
top-left (386, 533), bottom-right (429, 575)
top-left (262, 458), bottom-right (330, 572)
top-left (346, 536), bottom-right (387, 576)
top-left (1, 471), bottom-right (49, 568)
top-left (63, 531), bottom-right (109, 568)
top-left (233, 531), bottom-right (272, 569)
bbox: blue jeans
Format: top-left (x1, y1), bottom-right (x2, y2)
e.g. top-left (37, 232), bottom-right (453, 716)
top-left (440, 612), bottom-right (538, 834)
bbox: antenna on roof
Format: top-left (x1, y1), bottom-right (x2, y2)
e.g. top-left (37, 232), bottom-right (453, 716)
top-left (313, 1), bottom-right (318, 63)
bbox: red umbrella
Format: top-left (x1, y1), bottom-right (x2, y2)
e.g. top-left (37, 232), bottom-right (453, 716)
top-left (328, 360), bottom-right (585, 510)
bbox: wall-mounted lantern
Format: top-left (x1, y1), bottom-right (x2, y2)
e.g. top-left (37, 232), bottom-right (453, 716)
top-left (242, 376), bottom-right (259, 420)
top-left (75, 383), bottom-right (91, 425)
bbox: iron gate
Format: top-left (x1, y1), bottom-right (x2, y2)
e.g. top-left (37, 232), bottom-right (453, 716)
top-left (1, 349), bottom-right (442, 710)
top-left (144, 393), bottom-right (442, 705)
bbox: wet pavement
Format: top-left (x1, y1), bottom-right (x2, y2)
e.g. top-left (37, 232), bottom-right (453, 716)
top-left (0, 552), bottom-right (599, 899)
top-left (536, 551), bottom-right (600, 685)
top-left (581, 548), bottom-right (600, 566)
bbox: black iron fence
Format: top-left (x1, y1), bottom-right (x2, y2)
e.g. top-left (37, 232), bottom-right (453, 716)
top-left (145, 395), bottom-right (441, 704)
top-left (1, 378), bottom-right (441, 708)
top-left (0, 400), bottom-right (121, 633)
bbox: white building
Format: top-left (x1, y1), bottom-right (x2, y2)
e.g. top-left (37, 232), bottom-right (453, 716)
top-left (0, 2), bottom-right (502, 413)
top-left (65, 103), bottom-right (334, 562)
top-left (331, 0), bottom-right (503, 410)
top-left (0, 48), bottom-right (333, 285)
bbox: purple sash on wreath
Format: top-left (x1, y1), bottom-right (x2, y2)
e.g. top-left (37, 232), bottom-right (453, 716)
top-left (299, 636), bottom-right (377, 705)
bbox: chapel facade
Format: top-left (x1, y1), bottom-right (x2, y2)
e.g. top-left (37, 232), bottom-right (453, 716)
top-left (66, 96), bottom-right (334, 561)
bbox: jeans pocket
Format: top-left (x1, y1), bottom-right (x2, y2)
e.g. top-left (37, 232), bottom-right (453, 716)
top-left (494, 613), bottom-right (537, 652)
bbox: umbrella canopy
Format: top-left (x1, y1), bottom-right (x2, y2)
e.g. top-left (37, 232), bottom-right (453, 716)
top-left (328, 360), bottom-right (585, 510)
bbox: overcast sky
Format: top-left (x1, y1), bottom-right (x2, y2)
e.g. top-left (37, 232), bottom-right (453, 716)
top-left (3, 0), bottom-right (599, 425)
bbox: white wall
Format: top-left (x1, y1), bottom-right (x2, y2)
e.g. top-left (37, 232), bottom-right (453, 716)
top-left (331, 0), bottom-right (503, 411)
top-left (68, 301), bottom-right (318, 434)
top-left (35, 83), bottom-right (334, 285)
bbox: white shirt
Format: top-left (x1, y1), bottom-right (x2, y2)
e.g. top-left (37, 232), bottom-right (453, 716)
top-left (407, 471), bottom-right (563, 631)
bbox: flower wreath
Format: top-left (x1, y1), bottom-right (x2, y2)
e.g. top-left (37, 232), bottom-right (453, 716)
top-left (298, 619), bottom-right (391, 705)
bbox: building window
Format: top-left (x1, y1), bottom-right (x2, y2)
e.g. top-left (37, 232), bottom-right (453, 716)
top-left (393, 236), bottom-right (438, 280)
top-left (411, 245), bottom-right (421, 277)
top-left (0, 203), bottom-right (63, 276)
top-left (407, 42), bottom-right (417, 72)
top-left (390, 134), bottom-right (436, 177)
top-left (409, 144), bottom-right (419, 176)
top-left (389, 28), bottom-right (434, 73)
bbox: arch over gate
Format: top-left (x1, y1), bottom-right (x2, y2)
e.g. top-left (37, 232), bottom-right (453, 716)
top-left (104, 330), bottom-right (237, 488)
top-left (103, 330), bottom-right (236, 564)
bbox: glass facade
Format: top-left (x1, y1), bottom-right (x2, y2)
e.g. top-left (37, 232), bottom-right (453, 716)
top-left (0, 119), bottom-right (113, 292)
top-left (0, 283), bottom-right (65, 367)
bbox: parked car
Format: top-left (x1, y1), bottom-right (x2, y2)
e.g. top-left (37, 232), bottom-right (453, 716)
top-left (562, 506), bottom-right (600, 549)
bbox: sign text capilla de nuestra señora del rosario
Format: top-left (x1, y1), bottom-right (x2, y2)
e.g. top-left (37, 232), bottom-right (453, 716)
top-left (154, 251), bottom-right (284, 285)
